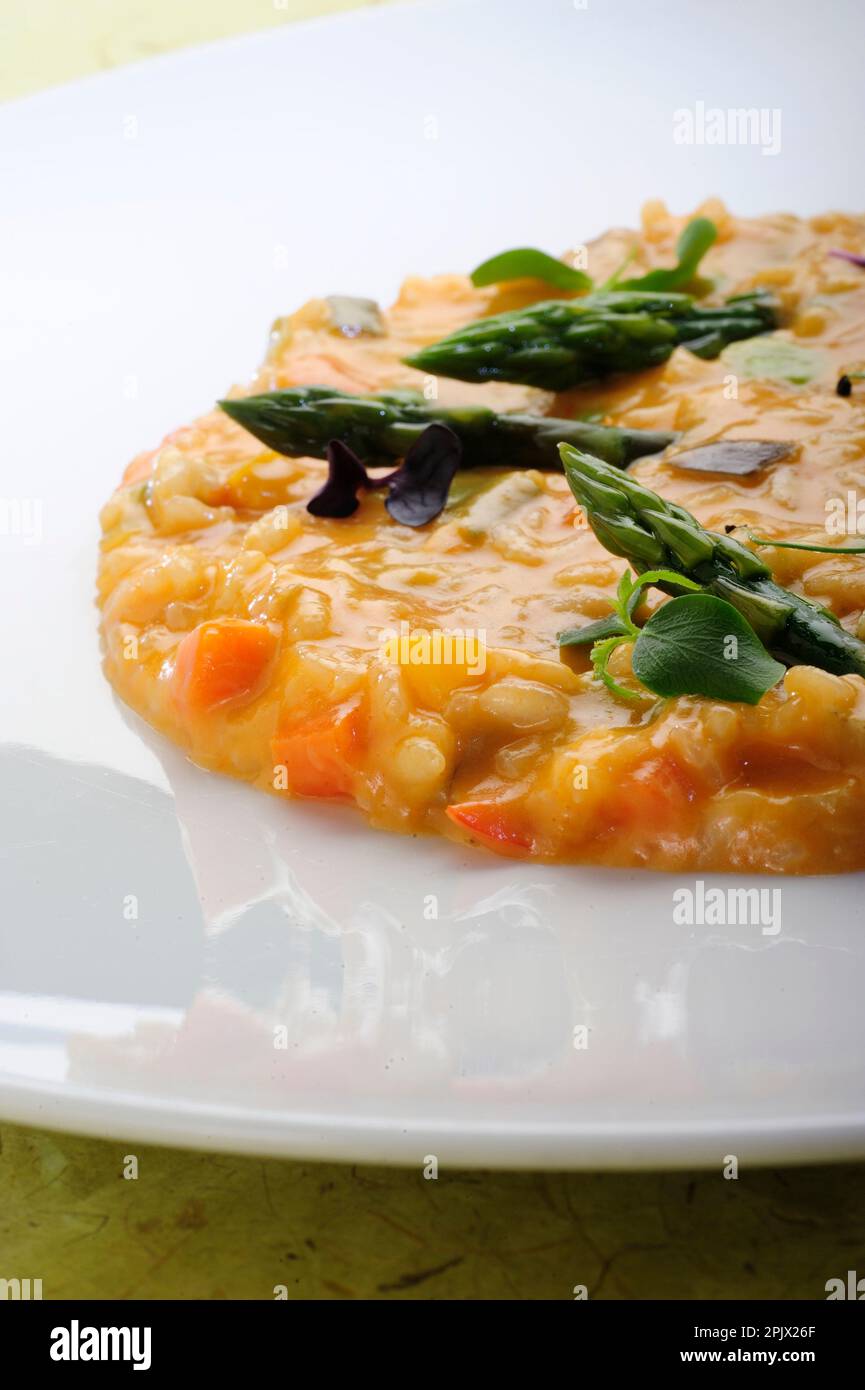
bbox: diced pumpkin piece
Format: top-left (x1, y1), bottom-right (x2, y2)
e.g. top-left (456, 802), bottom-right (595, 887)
top-left (445, 800), bottom-right (534, 856)
top-left (271, 700), bottom-right (365, 799)
top-left (394, 637), bottom-right (487, 710)
top-left (173, 619), bottom-right (277, 714)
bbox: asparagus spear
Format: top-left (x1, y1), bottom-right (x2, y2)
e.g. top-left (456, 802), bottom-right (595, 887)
top-left (219, 387), bottom-right (674, 470)
top-left (559, 444), bottom-right (865, 678)
top-left (404, 290), bottom-right (778, 391)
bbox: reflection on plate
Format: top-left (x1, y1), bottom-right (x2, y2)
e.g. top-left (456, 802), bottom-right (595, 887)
top-left (2, 723), bottom-right (864, 1165)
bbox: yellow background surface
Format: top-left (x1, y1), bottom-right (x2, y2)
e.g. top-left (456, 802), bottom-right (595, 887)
top-left (0, 0), bottom-right (394, 102)
top-left (1, 0), bottom-right (862, 1301)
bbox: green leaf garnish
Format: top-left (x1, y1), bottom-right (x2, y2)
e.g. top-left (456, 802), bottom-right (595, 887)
top-left (613, 217), bottom-right (717, 292)
top-left (591, 635), bottom-right (641, 701)
top-left (567, 566), bottom-right (701, 698)
top-left (559, 445), bottom-right (865, 682)
top-left (631, 593), bottom-right (785, 704)
top-left (601, 246), bottom-right (638, 288)
top-left (748, 534), bottom-right (865, 555)
top-left (624, 569), bottom-right (703, 601)
top-left (557, 613), bottom-right (629, 647)
top-left (470, 247), bottom-right (593, 291)
top-left (563, 566), bottom-right (783, 705)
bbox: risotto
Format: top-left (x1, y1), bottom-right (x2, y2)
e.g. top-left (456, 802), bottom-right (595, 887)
top-left (98, 201), bottom-right (865, 872)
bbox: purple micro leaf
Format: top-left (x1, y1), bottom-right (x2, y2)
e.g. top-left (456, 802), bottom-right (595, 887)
top-left (306, 439), bottom-right (370, 518)
top-left (829, 249), bottom-right (865, 269)
top-left (385, 423), bottom-right (462, 527)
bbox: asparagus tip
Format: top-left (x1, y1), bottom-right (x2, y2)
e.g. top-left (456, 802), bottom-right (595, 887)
top-left (402, 352), bottom-right (429, 372)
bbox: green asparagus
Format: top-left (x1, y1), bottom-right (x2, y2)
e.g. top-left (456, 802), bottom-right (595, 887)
top-left (559, 444), bottom-right (865, 678)
top-left (219, 387), bottom-right (675, 470)
top-left (404, 290), bottom-right (778, 391)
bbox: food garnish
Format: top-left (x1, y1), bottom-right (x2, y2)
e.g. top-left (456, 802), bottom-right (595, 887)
top-left (630, 593), bottom-right (785, 704)
top-left (558, 445), bottom-right (865, 694)
top-left (305, 426), bottom-right (461, 526)
top-left (306, 439), bottom-right (370, 518)
top-left (666, 440), bottom-right (792, 476)
top-left (746, 534), bottom-right (865, 556)
top-left (829, 249), bottom-right (865, 269)
top-left (469, 216), bottom-right (717, 294)
top-left (470, 247), bottom-right (592, 291)
top-left (404, 290), bottom-right (778, 390)
top-left (324, 295), bottom-right (385, 337)
top-left (383, 423), bottom-right (462, 526)
top-left (561, 562), bottom-right (783, 705)
top-left (219, 387), bottom-right (675, 472)
top-left (609, 216), bottom-right (717, 291)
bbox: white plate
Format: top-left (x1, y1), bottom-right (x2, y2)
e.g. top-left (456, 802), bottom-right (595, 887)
top-left (2, 0), bottom-right (865, 1168)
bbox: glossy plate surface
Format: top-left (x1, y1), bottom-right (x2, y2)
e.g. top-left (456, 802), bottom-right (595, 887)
top-left (2, 0), bottom-right (864, 1167)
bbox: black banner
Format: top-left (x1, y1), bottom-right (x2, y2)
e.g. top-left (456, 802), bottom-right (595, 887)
top-left (3, 1297), bottom-right (861, 1372)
